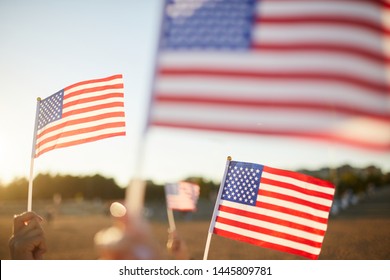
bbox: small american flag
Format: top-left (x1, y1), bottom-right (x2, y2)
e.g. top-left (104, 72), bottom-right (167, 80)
top-left (34, 74), bottom-right (126, 158)
top-left (210, 160), bottom-right (335, 260)
top-left (149, 0), bottom-right (390, 150)
top-left (165, 181), bottom-right (200, 211)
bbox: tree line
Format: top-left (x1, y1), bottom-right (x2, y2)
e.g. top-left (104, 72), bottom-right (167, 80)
top-left (0, 164), bottom-right (389, 202)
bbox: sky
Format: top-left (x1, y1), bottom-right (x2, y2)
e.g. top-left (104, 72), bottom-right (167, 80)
top-left (1, 0), bottom-right (389, 189)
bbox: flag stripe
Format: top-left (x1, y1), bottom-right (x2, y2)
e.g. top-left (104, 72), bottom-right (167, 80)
top-left (64, 92), bottom-right (124, 109)
top-left (35, 74), bottom-right (125, 157)
top-left (36, 112), bottom-right (125, 140)
top-left (154, 95), bottom-right (390, 121)
top-left (263, 166), bottom-right (335, 189)
top-left (158, 68), bottom-right (388, 93)
top-left (253, 43), bottom-right (388, 64)
top-left (36, 121), bottom-right (126, 149)
top-left (64, 74), bottom-right (124, 91)
top-left (35, 131), bottom-right (125, 158)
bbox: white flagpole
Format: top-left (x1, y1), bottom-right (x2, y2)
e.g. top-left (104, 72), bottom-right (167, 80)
top-left (203, 156), bottom-right (232, 260)
top-left (124, 1), bottom-right (166, 219)
top-left (124, 138), bottom-right (147, 218)
top-left (27, 97), bottom-right (41, 212)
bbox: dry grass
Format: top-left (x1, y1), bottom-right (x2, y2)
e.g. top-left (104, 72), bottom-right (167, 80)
top-left (1, 188), bottom-right (389, 260)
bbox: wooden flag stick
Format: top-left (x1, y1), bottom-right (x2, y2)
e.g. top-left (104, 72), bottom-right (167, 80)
top-left (167, 207), bottom-right (176, 232)
top-left (125, 138), bottom-right (147, 218)
top-left (27, 98), bottom-right (41, 212)
top-left (203, 156), bottom-right (232, 260)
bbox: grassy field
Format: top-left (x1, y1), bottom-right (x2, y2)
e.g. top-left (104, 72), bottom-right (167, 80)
top-left (1, 188), bottom-right (389, 260)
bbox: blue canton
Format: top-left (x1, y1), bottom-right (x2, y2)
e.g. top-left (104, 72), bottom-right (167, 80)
top-left (37, 89), bottom-right (64, 130)
top-left (162, 0), bottom-right (256, 50)
top-left (221, 161), bottom-right (263, 206)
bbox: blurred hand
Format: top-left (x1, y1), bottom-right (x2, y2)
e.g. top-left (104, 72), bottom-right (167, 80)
top-left (166, 229), bottom-right (190, 260)
top-left (94, 202), bottom-right (162, 260)
top-left (9, 211), bottom-right (47, 260)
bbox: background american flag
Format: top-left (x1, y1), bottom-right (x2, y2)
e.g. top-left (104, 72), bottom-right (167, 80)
top-left (35, 74), bottom-right (126, 157)
top-left (211, 160), bottom-right (335, 260)
top-left (165, 181), bottom-right (200, 211)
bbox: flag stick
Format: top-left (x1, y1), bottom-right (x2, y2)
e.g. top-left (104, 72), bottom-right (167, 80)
top-left (203, 156), bottom-right (232, 260)
top-left (124, 2), bottom-right (166, 219)
top-left (125, 138), bottom-right (147, 218)
top-left (167, 208), bottom-right (176, 232)
top-left (27, 98), bottom-right (41, 212)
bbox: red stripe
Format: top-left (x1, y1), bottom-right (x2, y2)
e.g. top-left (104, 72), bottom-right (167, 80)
top-left (257, 16), bottom-right (390, 36)
top-left (213, 227), bottom-right (318, 260)
top-left (64, 74), bottom-right (123, 91)
top-left (62, 102), bottom-right (124, 118)
top-left (34, 132), bottom-right (126, 158)
top-left (259, 189), bottom-right (332, 212)
top-left (159, 68), bottom-right (389, 94)
top-left (150, 121), bottom-right (390, 151)
top-left (154, 95), bottom-right (390, 121)
top-left (36, 111), bottom-right (125, 140)
top-left (263, 165), bottom-right (335, 189)
top-left (63, 92), bottom-right (124, 109)
top-left (64, 85), bottom-right (124, 100)
top-left (259, 0), bottom-right (387, 7)
top-left (36, 122), bottom-right (125, 148)
top-left (219, 205), bottom-right (326, 236)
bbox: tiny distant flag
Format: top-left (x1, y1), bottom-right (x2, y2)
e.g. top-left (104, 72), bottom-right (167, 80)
top-left (165, 181), bottom-right (200, 212)
top-left (205, 158), bottom-right (335, 260)
top-left (34, 74), bottom-right (126, 158)
top-left (149, 0), bottom-right (390, 150)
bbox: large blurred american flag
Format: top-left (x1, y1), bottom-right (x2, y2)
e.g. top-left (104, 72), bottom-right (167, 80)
top-left (149, 0), bottom-right (390, 150)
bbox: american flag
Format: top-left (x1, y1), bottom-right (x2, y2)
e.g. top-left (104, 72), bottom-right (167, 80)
top-left (149, 0), bottom-right (390, 150)
top-left (210, 160), bottom-right (335, 260)
top-left (34, 74), bottom-right (126, 158)
top-left (165, 181), bottom-right (200, 211)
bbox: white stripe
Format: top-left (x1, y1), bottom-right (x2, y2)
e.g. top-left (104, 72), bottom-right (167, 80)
top-left (259, 0), bottom-right (382, 23)
top-left (64, 88), bottom-right (124, 103)
top-left (65, 77), bottom-right (123, 94)
top-left (36, 117), bottom-right (125, 145)
top-left (156, 77), bottom-right (389, 114)
top-left (35, 126), bottom-right (125, 153)
top-left (220, 200), bottom-right (328, 230)
top-left (159, 51), bottom-right (386, 83)
top-left (62, 96), bottom-right (124, 113)
top-left (262, 171), bottom-right (335, 195)
top-left (217, 210), bottom-right (325, 242)
top-left (151, 103), bottom-right (367, 130)
top-left (258, 196), bottom-right (330, 219)
top-left (214, 221), bottom-right (321, 255)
